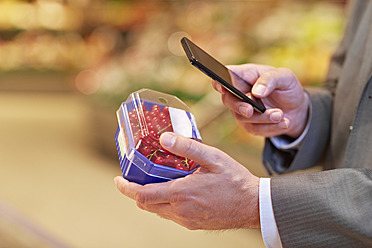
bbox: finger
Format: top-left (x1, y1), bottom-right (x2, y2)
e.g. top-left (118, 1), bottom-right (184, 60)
top-left (228, 70), bottom-right (254, 92)
top-left (227, 64), bottom-right (275, 89)
top-left (212, 80), bottom-right (226, 94)
top-left (239, 118), bottom-right (290, 137)
top-left (221, 91), bottom-right (255, 118)
top-left (233, 108), bottom-right (284, 124)
top-left (159, 132), bottom-right (227, 172)
top-left (252, 68), bottom-right (297, 98)
top-left (114, 176), bottom-right (142, 200)
top-left (154, 210), bottom-right (196, 230)
top-left (114, 176), bottom-right (172, 204)
top-left (139, 202), bottom-right (173, 215)
top-left (222, 93), bottom-right (284, 123)
top-left (137, 201), bottom-right (195, 229)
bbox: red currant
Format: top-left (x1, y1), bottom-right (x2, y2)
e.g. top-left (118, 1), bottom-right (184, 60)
top-left (140, 146), bottom-right (152, 156)
top-left (175, 163), bottom-right (187, 171)
top-left (163, 106), bottom-right (170, 115)
top-left (158, 113), bottom-right (167, 121)
top-left (151, 105), bottom-right (161, 114)
top-left (154, 156), bottom-right (165, 165)
top-left (131, 103), bottom-right (197, 172)
top-left (151, 141), bottom-right (161, 150)
top-left (149, 130), bottom-right (159, 140)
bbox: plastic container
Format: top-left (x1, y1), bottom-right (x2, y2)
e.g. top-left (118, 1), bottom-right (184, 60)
top-left (115, 89), bottom-right (202, 185)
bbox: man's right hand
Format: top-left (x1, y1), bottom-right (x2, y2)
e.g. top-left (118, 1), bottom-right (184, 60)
top-left (213, 64), bottom-right (309, 138)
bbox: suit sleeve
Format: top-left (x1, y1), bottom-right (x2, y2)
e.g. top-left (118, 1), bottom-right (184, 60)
top-left (262, 0), bottom-right (365, 175)
top-left (262, 88), bottom-right (333, 174)
top-left (261, 0), bottom-right (348, 175)
top-left (271, 169), bottom-right (372, 247)
top-left (262, 2), bottom-right (372, 246)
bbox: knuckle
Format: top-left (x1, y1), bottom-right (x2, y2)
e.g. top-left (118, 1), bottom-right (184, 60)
top-left (259, 70), bottom-right (279, 89)
top-left (184, 140), bottom-right (200, 157)
top-left (174, 207), bottom-right (190, 219)
top-left (277, 67), bottom-right (297, 86)
top-left (263, 69), bottom-right (278, 78)
top-left (168, 190), bottom-right (183, 204)
top-left (209, 148), bottom-right (225, 163)
top-left (135, 191), bottom-right (148, 206)
top-left (277, 67), bottom-right (291, 75)
top-left (136, 201), bottom-right (146, 210)
top-left (201, 145), bottom-right (223, 164)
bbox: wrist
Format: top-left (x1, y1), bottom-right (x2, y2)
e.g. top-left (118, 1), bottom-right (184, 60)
top-left (241, 175), bottom-right (260, 229)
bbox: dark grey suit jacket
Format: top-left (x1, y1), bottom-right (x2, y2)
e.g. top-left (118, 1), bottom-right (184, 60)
top-left (263, 1), bottom-right (372, 247)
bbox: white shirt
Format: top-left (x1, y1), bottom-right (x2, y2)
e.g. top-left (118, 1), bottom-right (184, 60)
top-left (260, 178), bottom-right (283, 248)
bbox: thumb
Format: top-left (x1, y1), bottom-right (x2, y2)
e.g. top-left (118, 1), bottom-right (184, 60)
top-left (252, 68), bottom-right (296, 98)
top-left (252, 72), bottom-right (276, 98)
top-left (159, 132), bottom-right (224, 173)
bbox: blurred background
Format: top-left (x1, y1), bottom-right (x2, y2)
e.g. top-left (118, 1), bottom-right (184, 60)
top-left (0, 0), bottom-right (346, 247)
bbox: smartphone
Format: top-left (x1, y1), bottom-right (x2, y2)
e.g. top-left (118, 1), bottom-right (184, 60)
top-left (181, 37), bottom-right (266, 113)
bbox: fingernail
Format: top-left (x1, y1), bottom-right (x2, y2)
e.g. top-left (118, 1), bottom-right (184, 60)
top-left (114, 177), bottom-right (121, 187)
top-left (160, 132), bottom-right (176, 148)
top-left (254, 84), bottom-right (266, 96)
top-left (239, 106), bottom-right (249, 117)
top-left (270, 111), bottom-right (283, 122)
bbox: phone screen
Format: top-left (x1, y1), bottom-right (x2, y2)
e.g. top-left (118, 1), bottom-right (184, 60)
top-left (181, 37), bottom-right (266, 113)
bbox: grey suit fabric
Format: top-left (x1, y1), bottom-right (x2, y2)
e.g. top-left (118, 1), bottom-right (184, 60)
top-left (262, 0), bottom-right (372, 247)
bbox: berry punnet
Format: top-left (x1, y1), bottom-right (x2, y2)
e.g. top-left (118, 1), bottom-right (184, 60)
top-left (129, 104), bottom-right (198, 171)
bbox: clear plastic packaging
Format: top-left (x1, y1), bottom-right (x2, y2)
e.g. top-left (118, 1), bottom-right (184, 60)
top-left (115, 89), bottom-right (202, 185)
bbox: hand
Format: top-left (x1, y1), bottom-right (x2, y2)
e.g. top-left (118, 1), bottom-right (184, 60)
top-left (213, 64), bottom-right (309, 138)
top-left (114, 132), bottom-right (260, 230)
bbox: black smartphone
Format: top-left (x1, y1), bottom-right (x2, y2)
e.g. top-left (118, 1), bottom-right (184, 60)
top-left (181, 37), bottom-right (266, 113)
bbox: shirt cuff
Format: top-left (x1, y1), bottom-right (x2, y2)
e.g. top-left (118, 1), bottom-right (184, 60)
top-left (269, 103), bottom-right (311, 151)
top-left (259, 178), bottom-right (283, 248)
